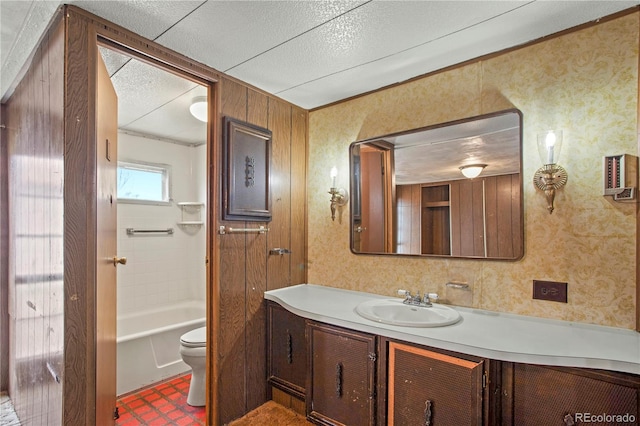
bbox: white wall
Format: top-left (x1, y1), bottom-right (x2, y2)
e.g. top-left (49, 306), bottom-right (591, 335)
top-left (116, 133), bottom-right (206, 316)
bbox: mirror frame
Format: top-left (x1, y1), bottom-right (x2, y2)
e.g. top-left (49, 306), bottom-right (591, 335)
top-left (349, 109), bottom-right (524, 260)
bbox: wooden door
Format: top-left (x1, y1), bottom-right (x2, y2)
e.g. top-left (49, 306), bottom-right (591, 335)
top-left (95, 50), bottom-right (118, 424)
top-left (360, 149), bottom-right (385, 252)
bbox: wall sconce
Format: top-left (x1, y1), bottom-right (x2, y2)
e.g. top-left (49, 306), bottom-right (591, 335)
top-left (189, 96), bottom-right (208, 122)
top-left (533, 130), bottom-right (568, 214)
top-left (459, 164), bottom-right (486, 179)
top-left (329, 167), bottom-right (348, 221)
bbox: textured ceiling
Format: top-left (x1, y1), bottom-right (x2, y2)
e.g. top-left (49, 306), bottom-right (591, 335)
top-left (2, 0), bottom-right (639, 144)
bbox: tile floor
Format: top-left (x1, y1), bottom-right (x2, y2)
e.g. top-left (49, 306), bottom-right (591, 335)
top-left (0, 392), bottom-right (21, 425)
top-left (116, 374), bottom-right (206, 426)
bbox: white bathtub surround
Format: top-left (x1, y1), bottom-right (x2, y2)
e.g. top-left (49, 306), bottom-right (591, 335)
top-left (117, 301), bottom-right (205, 395)
top-left (116, 133), bottom-right (206, 317)
top-left (264, 284), bottom-right (640, 375)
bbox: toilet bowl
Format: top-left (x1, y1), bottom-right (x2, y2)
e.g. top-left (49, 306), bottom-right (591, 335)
top-left (179, 326), bottom-right (206, 406)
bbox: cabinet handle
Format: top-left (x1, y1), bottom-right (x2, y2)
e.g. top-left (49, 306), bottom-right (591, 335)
top-left (335, 362), bottom-right (343, 398)
top-left (564, 414), bottom-right (575, 426)
top-left (286, 332), bottom-right (292, 364)
top-left (424, 400), bottom-right (432, 426)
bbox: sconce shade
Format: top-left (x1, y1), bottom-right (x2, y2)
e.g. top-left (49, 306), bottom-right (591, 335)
top-left (189, 96), bottom-right (208, 122)
top-left (459, 164), bottom-right (486, 179)
top-left (537, 130), bottom-right (562, 165)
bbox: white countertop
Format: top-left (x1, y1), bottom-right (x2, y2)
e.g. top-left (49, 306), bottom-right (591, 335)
top-left (264, 284), bottom-right (640, 375)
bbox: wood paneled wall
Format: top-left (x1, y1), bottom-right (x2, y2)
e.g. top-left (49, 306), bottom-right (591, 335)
top-left (396, 174), bottom-right (521, 258)
top-left (3, 12), bottom-right (65, 424)
top-left (217, 76), bottom-right (307, 425)
top-left (1, 104), bottom-right (8, 392)
top-left (451, 174), bottom-right (521, 258)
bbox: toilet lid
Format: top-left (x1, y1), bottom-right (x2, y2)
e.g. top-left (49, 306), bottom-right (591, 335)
top-left (180, 326), bottom-right (206, 347)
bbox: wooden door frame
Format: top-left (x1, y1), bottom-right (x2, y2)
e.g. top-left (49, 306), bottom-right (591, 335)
top-left (62, 6), bottom-right (220, 425)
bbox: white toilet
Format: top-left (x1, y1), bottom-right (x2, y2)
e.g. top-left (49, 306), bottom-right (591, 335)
top-left (179, 326), bottom-right (206, 406)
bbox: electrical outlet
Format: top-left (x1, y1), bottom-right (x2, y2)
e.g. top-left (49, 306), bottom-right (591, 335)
top-left (533, 280), bottom-right (567, 303)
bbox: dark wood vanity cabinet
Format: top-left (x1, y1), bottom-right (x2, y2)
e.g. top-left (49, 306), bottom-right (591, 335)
top-left (306, 321), bottom-right (377, 426)
top-left (266, 303), bottom-right (640, 425)
top-left (386, 341), bottom-right (487, 426)
top-left (502, 363), bottom-right (640, 425)
top-left (267, 302), bottom-right (307, 399)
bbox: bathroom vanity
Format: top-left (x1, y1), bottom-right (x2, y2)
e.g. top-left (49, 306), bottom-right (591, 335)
top-left (265, 284), bottom-right (640, 426)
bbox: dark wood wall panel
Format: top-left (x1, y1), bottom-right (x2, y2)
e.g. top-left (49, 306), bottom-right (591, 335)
top-left (245, 87), bottom-right (269, 413)
top-left (4, 13), bottom-right (65, 425)
top-left (219, 77), bottom-right (250, 424)
top-left (63, 13), bottom-right (99, 426)
top-left (267, 98), bottom-right (292, 291)
top-left (471, 180), bottom-right (485, 256)
top-left (450, 183), bottom-right (461, 256)
top-left (410, 185), bottom-right (421, 254)
top-left (484, 178), bottom-right (499, 256)
top-left (217, 76), bottom-right (307, 424)
top-left (485, 174), bottom-right (521, 258)
top-left (455, 180), bottom-right (484, 257)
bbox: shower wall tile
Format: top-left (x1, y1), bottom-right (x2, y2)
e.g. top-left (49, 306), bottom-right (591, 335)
top-left (117, 133), bottom-right (207, 316)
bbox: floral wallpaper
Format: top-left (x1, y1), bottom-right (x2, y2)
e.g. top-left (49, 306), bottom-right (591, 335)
top-left (307, 13), bottom-right (639, 329)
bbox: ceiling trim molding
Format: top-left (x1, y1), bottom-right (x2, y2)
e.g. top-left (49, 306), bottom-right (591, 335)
top-left (65, 5), bottom-right (220, 87)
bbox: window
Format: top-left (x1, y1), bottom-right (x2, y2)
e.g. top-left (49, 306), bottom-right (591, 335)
top-left (117, 160), bottom-right (172, 204)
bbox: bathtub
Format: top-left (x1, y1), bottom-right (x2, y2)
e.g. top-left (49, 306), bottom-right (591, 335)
top-left (116, 300), bottom-right (206, 395)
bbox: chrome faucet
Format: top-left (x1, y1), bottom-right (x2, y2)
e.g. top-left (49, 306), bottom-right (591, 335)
top-left (398, 290), bottom-right (438, 307)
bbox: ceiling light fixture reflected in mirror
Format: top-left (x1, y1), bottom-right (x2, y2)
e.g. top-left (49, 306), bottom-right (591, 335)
top-left (459, 164), bottom-right (487, 179)
top-left (189, 96), bottom-right (208, 122)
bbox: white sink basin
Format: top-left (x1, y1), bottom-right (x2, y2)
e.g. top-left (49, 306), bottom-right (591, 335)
top-left (355, 299), bottom-right (461, 327)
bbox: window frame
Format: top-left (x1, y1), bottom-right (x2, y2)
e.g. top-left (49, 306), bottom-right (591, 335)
top-left (117, 159), bottom-right (173, 205)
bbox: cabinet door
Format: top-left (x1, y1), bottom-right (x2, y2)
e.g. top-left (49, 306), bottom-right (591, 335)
top-left (267, 302), bottom-right (307, 399)
top-left (307, 322), bottom-right (376, 426)
top-left (506, 363), bottom-right (639, 425)
top-left (388, 342), bottom-right (484, 426)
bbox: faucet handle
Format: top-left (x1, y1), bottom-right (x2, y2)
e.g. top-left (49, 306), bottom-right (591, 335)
top-left (398, 289), bottom-right (413, 301)
top-left (423, 293), bottom-right (439, 304)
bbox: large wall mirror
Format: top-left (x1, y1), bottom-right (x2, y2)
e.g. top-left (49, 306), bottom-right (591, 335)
top-left (349, 109), bottom-right (523, 260)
